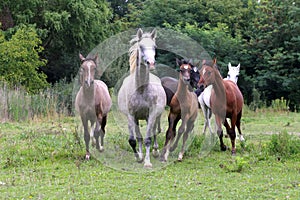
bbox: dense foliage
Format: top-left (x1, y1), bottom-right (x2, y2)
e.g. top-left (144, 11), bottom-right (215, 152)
top-left (0, 0), bottom-right (299, 110)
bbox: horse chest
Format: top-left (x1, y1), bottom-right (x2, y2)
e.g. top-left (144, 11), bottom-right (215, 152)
top-left (128, 91), bottom-right (157, 118)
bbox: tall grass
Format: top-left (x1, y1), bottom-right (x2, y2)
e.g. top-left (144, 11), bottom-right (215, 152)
top-left (0, 80), bottom-right (73, 122)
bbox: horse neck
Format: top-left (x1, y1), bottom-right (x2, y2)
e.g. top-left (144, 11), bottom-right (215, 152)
top-left (176, 76), bottom-right (191, 98)
top-left (135, 52), bottom-right (149, 92)
top-left (212, 73), bottom-right (226, 99)
top-left (82, 85), bottom-right (95, 103)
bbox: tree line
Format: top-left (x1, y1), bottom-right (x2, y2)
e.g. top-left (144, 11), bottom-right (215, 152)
top-left (0, 0), bottom-right (299, 111)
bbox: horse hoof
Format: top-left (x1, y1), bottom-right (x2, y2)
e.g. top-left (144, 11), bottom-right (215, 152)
top-left (169, 146), bottom-right (176, 152)
top-left (152, 149), bottom-right (160, 158)
top-left (85, 154), bottom-right (90, 160)
top-left (144, 162), bottom-right (152, 168)
top-left (99, 146), bottom-right (104, 152)
top-left (221, 145), bottom-right (227, 151)
top-left (135, 153), bottom-right (143, 163)
top-left (178, 152), bottom-right (183, 162)
top-left (231, 151), bottom-right (236, 156)
top-left (240, 136), bottom-right (245, 142)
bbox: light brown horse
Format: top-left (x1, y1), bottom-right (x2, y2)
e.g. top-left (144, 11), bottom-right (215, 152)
top-left (199, 59), bottom-right (243, 155)
top-left (161, 59), bottom-right (198, 162)
top-left (75, 53), bottom-right (112, 160)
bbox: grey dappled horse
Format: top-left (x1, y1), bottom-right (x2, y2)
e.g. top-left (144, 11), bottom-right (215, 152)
top-left (118, 29), bottom-right (166, 168)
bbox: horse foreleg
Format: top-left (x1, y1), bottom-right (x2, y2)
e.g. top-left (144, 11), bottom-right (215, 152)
top-left (144, 115), bottom-right (156, 168)
top-left (216, 116), bottom-right (227, 151)
top-left (127, 115), bottom-right (142, 162)
top-left (236, 111), bottom-right (244, 142)
top-left (152, 116), bottom-right (160, 158)
top-left (178, 120), bottom-right (194, 161)
top-left (82, 118), bottom-right (90, 160)
top-left (169, 114), bottom-right (181, 152)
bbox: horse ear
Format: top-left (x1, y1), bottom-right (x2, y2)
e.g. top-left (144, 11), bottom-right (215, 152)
top-left (79, 53), bottom-right (85, 62)
top-left (213, 58), bottom-right (218, 69)
top-left (237, 63), bottom-right (240, 70)
top-left (176, 58), bottom-right (181, 66)
top-left (228, 62), bottom-right (232, 69)
top-left (213, 58), bottom-right (217, 65)
top-left (150, 29), bottom-right (157, 40)
top-left (93, 54), bottom-right (99, 63)
top-left (137, 28), bottom-right (143, 40)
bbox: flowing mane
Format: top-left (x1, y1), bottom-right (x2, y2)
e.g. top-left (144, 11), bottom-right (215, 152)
top-left (129, 32), bottom-right (156, 74)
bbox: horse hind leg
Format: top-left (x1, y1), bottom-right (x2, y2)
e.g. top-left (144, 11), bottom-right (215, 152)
top-left (100, 115), bottom-right (109, 151)
top-left (229, 115), bottom-right (238, 155)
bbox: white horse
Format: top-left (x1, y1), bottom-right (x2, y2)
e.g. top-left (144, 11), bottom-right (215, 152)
top-left (118, 29), bottom-right (166, 168)
top-left (198, 61), bottom-right (244, 141)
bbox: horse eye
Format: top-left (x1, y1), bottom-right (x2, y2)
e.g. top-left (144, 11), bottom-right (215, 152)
top-left (227, 74), bottom-right (230, 77)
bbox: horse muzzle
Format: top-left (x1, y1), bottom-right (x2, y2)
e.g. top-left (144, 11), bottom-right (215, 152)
top-left (84, 80), bottom-right (94, 87)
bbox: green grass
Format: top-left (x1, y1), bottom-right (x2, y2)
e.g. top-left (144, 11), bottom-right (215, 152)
top-left (0, 109), bottom-right (300, 199)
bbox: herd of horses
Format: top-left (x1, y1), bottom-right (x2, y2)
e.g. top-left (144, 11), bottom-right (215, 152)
top-left (75, 29), bottom-right (244, 168)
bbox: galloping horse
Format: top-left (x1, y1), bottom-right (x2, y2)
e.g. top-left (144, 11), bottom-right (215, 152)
top-left (118, 29), bottom-right (166, 168)
top-left (161, 59), bottom-right (198, 162)
top-left (160, 64), bottom-right (201, 106)
top-left (75, 53), bottom-right (112, 160)
top-left (198, 61), bottom-right (244, 142)
top-left (199, 59), bottom-right (244, 155)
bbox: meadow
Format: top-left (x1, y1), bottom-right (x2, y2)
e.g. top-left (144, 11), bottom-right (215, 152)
top-left (0, 103), bottom-right (300, 199)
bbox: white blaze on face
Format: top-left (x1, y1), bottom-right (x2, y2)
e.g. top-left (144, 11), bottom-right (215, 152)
top-left (202, 68), bottom-right (206, 76)
top-left (86, 61), bottom-right (92, 86)
top-left (183, 65), bottom-right (189, 70)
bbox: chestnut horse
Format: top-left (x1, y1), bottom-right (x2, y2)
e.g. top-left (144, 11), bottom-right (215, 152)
top-left (75, 54), bottom-right (112, 160)
top-left (161, 59), bottom-right (198, 162)
top-left (199, 61), bottom-right (244, 141)
top-left (199, 60), bottom-right (243, 155)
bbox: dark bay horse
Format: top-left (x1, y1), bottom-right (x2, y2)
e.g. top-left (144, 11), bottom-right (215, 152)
top-left (161, 59), bottom-right (198, 162)
top-left (75, 53), bottom-right (112, 160)
top-left (199, 59), bottom-right (244, 155)
top-left (118, 28), bottom-right (166, 168)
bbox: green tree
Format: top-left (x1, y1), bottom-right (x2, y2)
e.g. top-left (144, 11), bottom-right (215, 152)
top-left (0, 25), bottom-right (48, 93)
top-left (245, 0), bottom-right (300, 110)
top-left (1, 0), bottom-right (118, 83)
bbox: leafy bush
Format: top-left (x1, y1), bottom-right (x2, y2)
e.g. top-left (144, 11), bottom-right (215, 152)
top-left (266, 130), bottom-right (300, 158)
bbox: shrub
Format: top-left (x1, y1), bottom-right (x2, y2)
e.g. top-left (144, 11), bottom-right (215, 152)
top-left (266, 130), bottom-right (300, 158)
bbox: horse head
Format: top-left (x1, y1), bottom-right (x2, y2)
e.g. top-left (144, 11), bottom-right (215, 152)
top-left (79, 53), bottom-right (98, 88)
top-left (199, 59), bottom-right (220, 87)
top-left (176, 58), bottom-right (195, 86)
top-left (226, 62), bottom-right (240, 83)
top-left (137, 28), bottom-right (157, 70)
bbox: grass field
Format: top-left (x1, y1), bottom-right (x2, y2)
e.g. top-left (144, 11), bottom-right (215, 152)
top-left (0, 107), bottom-right (300, 199)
